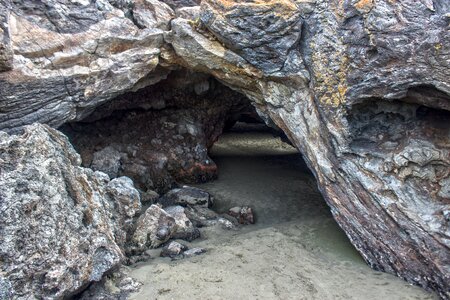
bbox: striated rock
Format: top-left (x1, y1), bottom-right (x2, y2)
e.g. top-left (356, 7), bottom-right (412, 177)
top-left (131, 204), bottom-right (178, 253)
top-left (159, 186), bottom-right (213, 208)
top-left (200, 0), bottom-right (304, 74)
top-left (165, 206), bottom-right (201, 242)
top-left (0, 124), bottom-right (141, 299)
top-left (0, 0), bottom-right (170, 132)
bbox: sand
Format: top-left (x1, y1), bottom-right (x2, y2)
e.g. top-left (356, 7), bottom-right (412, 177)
top-left (128, 129), bottom-right (437, 300)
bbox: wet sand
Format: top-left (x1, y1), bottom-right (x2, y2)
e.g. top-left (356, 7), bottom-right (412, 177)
top-left (129, 129), bottom-right (437, 300)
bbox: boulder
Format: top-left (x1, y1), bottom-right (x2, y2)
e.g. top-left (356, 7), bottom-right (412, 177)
top-left (165, 206), bottom-right (201, 241)
top-left (184, 205), bottom-right (220, 228)
top-left (0, 124), bottom-right (141, 299)
top-left (131, 204), bottom-right (178, 253)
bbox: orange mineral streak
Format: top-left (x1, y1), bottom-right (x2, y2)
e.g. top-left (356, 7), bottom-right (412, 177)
top-left (205, 0), bottom-right (298, 15)
top-left (354, 0), bottom-right (374, 13)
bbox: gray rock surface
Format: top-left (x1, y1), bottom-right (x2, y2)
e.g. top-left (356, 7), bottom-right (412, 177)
top-left (160, 241), bottom-right (188, 258)
top-left (131, 204), bottom-right (178, 253)
top-left (165, 205), bottom-right (201, 241)
top-left (0, 124), bottom-right (140, 299)
top-left (92, 146), bottom-right (123, 179)
top-left (0, 0), bottom-right (449, 297)
top-left (159, 186), bottom-right (213, 208)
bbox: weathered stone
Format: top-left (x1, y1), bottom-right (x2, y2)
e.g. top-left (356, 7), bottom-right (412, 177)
top-left (91, 146), bottom-right (123, 179)
top-left (133, 0), bottom-right (174, 30)
top-left (0, 0), bottom-right (170, 132)
top-left (141, 189), bottom-right (160, 203)
top-left (160, 241), bottom-right (188, 258)
top-left (200, 0), bottom-right (303, 74)
top-left (159, 186), bottom-right (213, 208)
top-left (165, 205), bottom-right (201, 241)
top-left (0, 0), bottom-right (449, 297)
top-left (131, 204), bottom-right (178, 253)
top-left (0, 124), bottom-right (140, 299)
top-left (183, 247), bottom-right (206, 258)
top-left (78, 265), bottom-right (142, 300)
top-left (228, 206), bottom-right (255, 225)
top-left (184, 205), bottom-right (220, 228)
top-left (62, 72), bottom-right (250, 192)
top-left (0, 9), bottom-right (13, 72)
top-left (106, 177), bottom-right (142, 247)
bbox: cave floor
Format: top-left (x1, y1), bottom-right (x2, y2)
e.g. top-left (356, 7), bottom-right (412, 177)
top-left (128, 129), bottom-right (437, 300)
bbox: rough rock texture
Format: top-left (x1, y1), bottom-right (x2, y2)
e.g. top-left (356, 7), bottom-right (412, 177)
top-left (0, 0), bottom-right (168, 132)
top-left (78, 266), bottom-right (143, 300)
top-left (1, 0), bottom-right (449, 297)
top-left (159, 186), bottom-right (213, 208)
top-left (164, 205), bottom-right (201, 241)
top-left (163, 1), bottom-right (450, 297)
top-left (130, 204), bottom-right (178, 253)
top-left (61, 71), bottom-right (250, 193)
top-left (0, 124), bottom-right (141, 299)
top-left (228, 206), bottom-right (255, 225)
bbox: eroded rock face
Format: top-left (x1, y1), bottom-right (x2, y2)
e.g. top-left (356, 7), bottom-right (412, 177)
top-left (0, 0), bottom-right (171, 132)
top-left (0, 124), bottom-right (141, 299)
top-left (62, 71), bottom-right (250, 193)
top-left (171, 0), bottom-right (450, 297)
top-left (0, 0), bottom-right (449, 297)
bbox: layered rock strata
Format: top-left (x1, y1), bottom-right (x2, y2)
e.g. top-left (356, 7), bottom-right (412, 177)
top-left (0, 0), bottom-right (449, 298)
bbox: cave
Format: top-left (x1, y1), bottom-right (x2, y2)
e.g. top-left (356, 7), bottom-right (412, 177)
top-left (1, 0), bottom-right (449, 298)
top-left (59, 71), bottom-right (436, 299)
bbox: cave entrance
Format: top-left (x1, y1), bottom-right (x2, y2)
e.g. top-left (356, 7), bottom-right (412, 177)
top-left (61, 70), bottom-right (433, 298)
top-left (61, 70), bottom-right (360, 259)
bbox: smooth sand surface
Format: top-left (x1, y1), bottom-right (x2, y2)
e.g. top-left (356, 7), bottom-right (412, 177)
top-left (129, 130), bottom-right (437, 300)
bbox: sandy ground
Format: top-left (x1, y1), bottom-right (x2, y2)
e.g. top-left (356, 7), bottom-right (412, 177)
top-left (129, 129), bottom-right (437, 300)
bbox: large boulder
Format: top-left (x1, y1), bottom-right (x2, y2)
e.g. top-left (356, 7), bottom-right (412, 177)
top-left (0, 124), bottom-right (141, 298)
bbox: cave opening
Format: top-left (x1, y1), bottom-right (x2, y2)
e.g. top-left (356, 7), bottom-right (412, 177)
top-left (60, 70), bottom-right (434, 299)
top-left (61, 69), bottom-right (360, 255)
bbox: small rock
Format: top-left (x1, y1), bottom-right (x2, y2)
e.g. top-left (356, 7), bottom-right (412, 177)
top-left (158, 186), bottom-right (213, 208)
top-left (165, 206), bottom-right (201, 241)
top-left (91, 146), bottom-right (122, 178)
top-left (160, 241), bottom-right (188, 258)
top-left (131, 205), bottom-right (178, 253)
top-left (184, 205), bottom-right (219, 227)
top-left (228, 206), bottom-right (255, 225)
top-left (218, 217), bottom-right (236, 230)
top-left (183, 248), bottom-right (207, 258)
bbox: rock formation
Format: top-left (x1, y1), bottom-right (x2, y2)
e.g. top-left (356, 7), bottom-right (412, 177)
top-left (0, 124), bottom-right (141, 298)
top-left (0, 0), bottom-right (449, 298)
